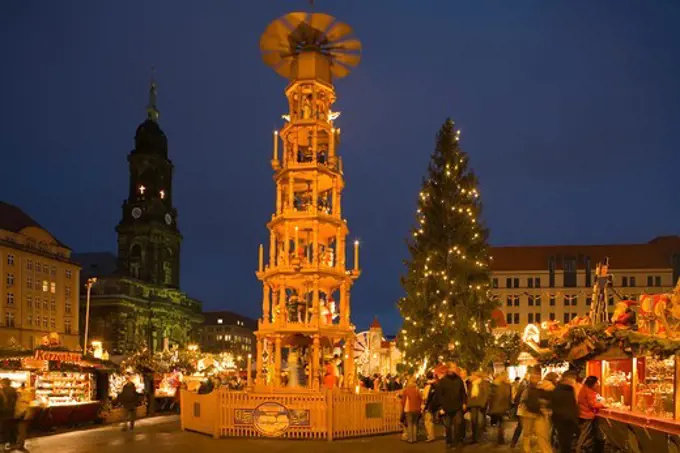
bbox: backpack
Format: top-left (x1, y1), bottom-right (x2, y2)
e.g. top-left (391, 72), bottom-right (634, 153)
top-left (524, 386), bottom-right (542, 414)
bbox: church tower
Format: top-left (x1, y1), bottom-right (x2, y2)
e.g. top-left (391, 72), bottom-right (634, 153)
top-left (116, 77), bottom-right (181, 288)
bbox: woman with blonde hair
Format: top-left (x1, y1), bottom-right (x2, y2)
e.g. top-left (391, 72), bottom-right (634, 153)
top-left (401, 376), bottom-right (423, 443)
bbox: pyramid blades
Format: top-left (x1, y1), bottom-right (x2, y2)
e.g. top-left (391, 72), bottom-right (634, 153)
top-left (325, 21), bottom-right (354, 43)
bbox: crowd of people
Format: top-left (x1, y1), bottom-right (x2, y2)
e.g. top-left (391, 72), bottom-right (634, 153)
top-left (397, 364), bottom-right (607, 453)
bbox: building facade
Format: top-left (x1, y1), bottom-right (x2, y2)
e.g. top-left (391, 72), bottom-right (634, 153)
top-left (76, 80), bottom-right (202, 355)
top-left (489, 236), bottom-right (680, 332)
top-left (200, 311), bottom-right (256, 358)
top-left (0, 202), bottom-right (81, 349)
top-left (355, 318), bottom-right (401, 377)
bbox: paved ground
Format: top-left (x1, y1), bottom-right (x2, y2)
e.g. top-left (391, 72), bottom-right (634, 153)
top-left (24, 416), bottom-right (517, 453)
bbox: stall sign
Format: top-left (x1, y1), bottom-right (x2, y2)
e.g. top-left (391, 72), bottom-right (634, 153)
top-left (235, 402), bottom-right (310, 436)
top-left (21, 358), bottom-right (48, 370)
top-left (34, 350), bottom-right (82, 363)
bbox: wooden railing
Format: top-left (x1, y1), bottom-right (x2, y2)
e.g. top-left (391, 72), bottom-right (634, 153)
top-left (180, 388), bottom-right (402, 440)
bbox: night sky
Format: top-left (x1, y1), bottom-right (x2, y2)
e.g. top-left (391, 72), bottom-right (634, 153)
top-left (2, 1), bottom-right (680, 336)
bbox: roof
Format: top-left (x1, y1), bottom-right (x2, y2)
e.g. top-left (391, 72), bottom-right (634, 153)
top-left (370, 317), bottom-right (382, 329)
top-left (72, 252), bottom-right (118, 279)
top-left (0, 201), bottom-right (68, 248)
top-left (489, 236), bottom-right (680, 272)
top-left (203, 311), bottom-right (257, 330)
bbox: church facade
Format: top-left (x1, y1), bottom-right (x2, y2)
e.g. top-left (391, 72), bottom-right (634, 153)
top-left (76, 80), bottom-right (202, 355)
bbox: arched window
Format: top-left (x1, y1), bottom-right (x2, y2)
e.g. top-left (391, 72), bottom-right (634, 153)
top-left (163, 248), bottom-right (173, 285)
top-left (129, 244), bottom-right (142, 279)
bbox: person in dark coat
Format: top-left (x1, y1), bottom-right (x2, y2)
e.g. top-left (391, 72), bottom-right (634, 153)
top-left (436, 363), bottom-right (467, 449)
top-left (488, 371), bottom-right (513, 445)
top-left (0, 378), bottom-right (18, 448)
top-left (552, 371), bottom-right (580, 453)
top-left (119, 375), bottom-right (139, 431)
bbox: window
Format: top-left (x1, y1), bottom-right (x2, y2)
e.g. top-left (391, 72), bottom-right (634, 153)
top-left (506, 278), bottom-right (511, 288)
top-left (563, 313), bottom-right (570, 323)
top-left (65, 319), bottom-right (72, 334)
top-left (564, 257), bottom-right (577, 287)
top-left (27, 260), bottom-right (33, 271)
top-left (535, 277), bottom-right (541, 288)
top-left (7, 254), bottom-right (14, 266)
top-left (50, 318), bottom-right (56, 329)
top-left (50, 298), bottom-right (55, 311)
top-left (630, 277), bottom-right (636, 287)
top-left (65, 269), bottom-right (72, 279)
top-left (528, 296), bottom-right (534, 307)
top-left (42, 264), bottom-right (48, 273)
top-left (656, 276), bottom-right (662, 287)
top-left (217, 318), bottom-right (223, 324)
top-left (42, 316), bottom-right (48, 328)
top-left (572, 297), bottom-right (578, 307)
top-left (527, 278), bottom-right (534, 288)
top-left (549, 257), bottom-right (556, 288)
top-left (6, 293), bottom-right (15, 305)
top-left (65, 286), bottom-right (71, 297)
top-left (42, 299), bottom-right (48, 310)
top-left (585, 256), bottom-right (592, 288)
top-left (586, 297), bottom-right (592, 306)
top-left (514, 296), bottom-right (520, 307)
top-left (528, 313), bottom-right (534, 324)
top-left (563, 297), bottom-right (570, 307)
top-left (50, 282), bottom-right (56, 294)
top-left (26, 296), bottom-right (32, 308)
top-left (42, 280), bottom-right (48, 292)
top-left (27, 315), bottom-right (32, 326)
top-left (608, 296), bottom-right (614, 306)
top-left (513, 313), bottom-right (519, 324)
top-left (5, 313), bottom-right (15, 328)
top-left (622, 277), bottom-right (628, 287)
top-left (514, 278), bottom-right (519, 288)
top-left (216, 335), bottom-right (223, 340)
top-left (65, 301), bottom-right (72, 314)
top-left (35, 281), bottom-right (40, 290)
top-left (6, 273), bottom-right (14, 287)
top-left (36, 263), bottom-right (41, 273)
top-left (492, 278), bottom-right (498, 289)
top-left (648, 276), bottom-right (653, 287)
top-left (51, 266), bottom-right (56, 276)
top-left (550, 296), bottom-right (555, 306)
top-left (571, 313), bottom-right (578, 320)
top-left (549, 312), bottom-right (556, 321)
top-left (535, 296), bottom-right (541, 307)
top-left (506, 297), bottom-right (513, 307)
top-left (536, 313), bottom-right (542, 323)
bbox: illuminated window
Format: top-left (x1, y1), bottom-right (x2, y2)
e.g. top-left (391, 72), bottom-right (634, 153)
top-left (5, 313), bottom-right (15, 328)
top-left (138, 185), bottom-right (146, 194)
top-left (217, 318), bottom-right (223, 324)
top-left (217, 335), bottom-right (223, 340)
top-left (65, 301), bottom-right (72, 314)
top-left (26, 296), bottom-right (32, 308)
top-left (160, 190), bottom-right (165, 199)
top-left (34, 317), bottom-right (39, 327)
top-left (27, 315), bottom-right (32, 326)
top-left (50, 282), bottom-right (56, 294)
top-left (6, 293), bottom-right (15, 305)
top-left (7, 255), bottom-right (14, 266)
top-left (65, 319), bottom-right (72, 334)
top-left (27, 260), bottom-right (33, 270)
top-left (6, 273), bottom-right (14, 286)
top-left (65, 269), bottom-right (72, 279)
top-left (42, 280), bottom-right (48, 292)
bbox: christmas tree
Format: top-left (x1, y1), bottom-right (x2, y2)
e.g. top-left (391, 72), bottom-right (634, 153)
top-left (398, 119), bottom-right (496, 371)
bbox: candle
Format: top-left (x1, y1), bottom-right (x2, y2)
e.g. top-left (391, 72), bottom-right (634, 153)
top-left (258, 244), bottom-right (264, 272)
top-left (247, 353), bottom-right (252, 388)
top-left (330, 128), bottom-right (335, 157)
top-left (295, 226), bottom-right (299, 253)
top-left (354, 240), bottom-right (359, 270)
top-left (273, 130), bottom-right (279, 161)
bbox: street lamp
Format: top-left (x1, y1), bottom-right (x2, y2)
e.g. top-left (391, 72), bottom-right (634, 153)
top-left (83, 277), bottom-right (97, 353)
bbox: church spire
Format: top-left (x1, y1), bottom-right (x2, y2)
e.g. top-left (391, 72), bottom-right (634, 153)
top-left (146, 68), bottom-right (159, 122)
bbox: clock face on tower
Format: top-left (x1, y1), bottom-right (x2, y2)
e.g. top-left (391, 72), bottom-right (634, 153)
top-left (132, 207), bottom-right (142, 219)
top-left (165, 213), bottom-right (172, 225)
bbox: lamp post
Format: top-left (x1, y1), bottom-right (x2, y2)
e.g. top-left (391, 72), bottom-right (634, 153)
top-left (83, 277), bottom-right (97, 353)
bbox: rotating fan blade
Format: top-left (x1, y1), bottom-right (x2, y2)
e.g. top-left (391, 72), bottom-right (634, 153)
top-left (325, 21), bottom-right (354, 43)
top-left (308, 13), bottom-right (335, 35)
top-left (331, 62), bottom-right (351, 79)
top-left (329, 39), bottom-right (362, 52)
top-left (274, 57), bottom-right (294, 78)
top-left (332, 52), bottom-right (361, 68)
top-left (262, 50), bottom-right (283, 68)
top-left (283, 12), bottom-right (309, 31)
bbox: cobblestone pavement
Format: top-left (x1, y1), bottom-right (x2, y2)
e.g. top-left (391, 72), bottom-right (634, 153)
top-left (24, 416), bottom-right (517, 453)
